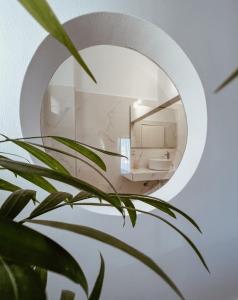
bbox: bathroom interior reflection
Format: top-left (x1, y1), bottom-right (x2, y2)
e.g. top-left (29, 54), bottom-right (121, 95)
top-left (41, 45), bottom-right (187, 194)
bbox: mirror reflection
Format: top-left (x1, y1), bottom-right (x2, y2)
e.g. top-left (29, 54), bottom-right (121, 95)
top-left (41, 45), bottom-right (187, 194)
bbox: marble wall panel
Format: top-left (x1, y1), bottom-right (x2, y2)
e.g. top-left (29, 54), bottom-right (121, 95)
top-left (41, 85), bottom-right (76, 176)
top-left (75, 91), bottom-right (160, 194)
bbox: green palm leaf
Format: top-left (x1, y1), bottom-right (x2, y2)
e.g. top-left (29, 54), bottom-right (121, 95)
top-left (0, 152), bottom-right (57, 193)
top-left (17, 172), bottom-right (57, 193)
top-left (30, 192), bottom-right (73, 218)
top-left (117, 194), bottom-right (201, 232)
top-left (0, 257), bottom-right (47, 300)
top-left (29, 219), bottom-right (186, 300)
top-left (120, 197), bottom-right (137, 227)
top-left (0, 158), bottom-right (123, 215)
top-left (0, 217), bottom-right (88, 294)
top-left (0, 190), bottom-right (36, 220)
top-left (125, 206), bottom-right (209, 272)
top-left (12, 140), bottom-right (70, 175)
top-left (11, 136), bottom-right (126, 158)
top-left (0, 179), bottom-right (21, 192)
top-left (52, 137), bottom-right (107, 172)
top-left (25, 142), bottom-right (118, 193)
top-left (72, 202), bottom-right (208, 272)
top-left (19, 0), bottom-right (96, 83)
top-left (215, 67), bottom-right (238, 92)
top-left (70, 191), bottom-right (93, 203)
top-left (88, 254), bottom-right (105, 300)
top-left (33, 267), bottom-right (48, 290)
top-left (110, 194), bottom-right (176, 219)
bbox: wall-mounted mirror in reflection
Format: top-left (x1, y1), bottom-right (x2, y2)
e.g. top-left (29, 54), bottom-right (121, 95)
top-left (41, 45), bottom-right (187, 194)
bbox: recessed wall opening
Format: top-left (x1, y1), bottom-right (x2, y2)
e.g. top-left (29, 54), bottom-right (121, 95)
top-left (20, 12), bottom-right (207, 214)
top-left (41, 45), bottom-right (188, 195)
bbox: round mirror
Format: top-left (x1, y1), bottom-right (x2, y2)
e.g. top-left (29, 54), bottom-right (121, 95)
top-left (41, 45), bottom-right (187, 194)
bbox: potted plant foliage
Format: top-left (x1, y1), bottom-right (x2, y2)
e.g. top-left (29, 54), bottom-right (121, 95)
top-left (0, 1), bottom-right (209, 299)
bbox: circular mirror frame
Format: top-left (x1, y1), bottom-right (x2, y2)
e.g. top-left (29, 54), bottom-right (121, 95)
top-left (20, 12), bottom-right (207, 214)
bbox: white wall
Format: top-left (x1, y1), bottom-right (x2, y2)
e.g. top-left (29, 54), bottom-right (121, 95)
top-left (74, 45), bottom-right (178, 102)
top-left (173, 103), bottom-right (187, 168)
top-left (1, 1), bottom-right (238, 300)
top-left (50, 57), bottom-right (75, 87)
top-left (145, 108), bottom-right (176, 122)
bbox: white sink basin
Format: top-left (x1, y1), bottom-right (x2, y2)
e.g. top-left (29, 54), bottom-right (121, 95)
top-left (148, 158), bottom-right (172, 171)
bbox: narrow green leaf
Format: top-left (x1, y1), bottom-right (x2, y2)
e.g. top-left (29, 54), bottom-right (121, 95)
top-left (0, 151), bottom-right (30, 163)
top-left (0, 155), bottom-right (19, 178)
top-left (12, 140), bottom-right (70, 175)
top-left (0, 217), bottom-right (88, 294)
top-left (215, 67), bottom-right (238, 92)
top-left (9, 136), bottom-right (126, 158)
top-left (29, 220), bottom-right (185, 300)
top-left (120, 198), bottom-right (137, 227)
top-left (0, 158), bottom-right (123, 215)
top-left (0, 257), bottom-right (18, 300)
top-left (30, 192), bottom-right (73, 218)
top-left (0, 155), bottom-right (57, 193)
top-left (19, 0), bottom-right (96, 83)
top-left (29, 140), bottom-right (126, 159)
top-left (154, 215), bottom-right (209, 272)
top-left (17, 172), bottom-right (57, 193)
top-left (0, 257), bottom-right (47, 300)
top-left (0, 190), bottom-right (36, 220)
top-left (111, 194), bottom-right (176, 218)
top-left (88, 254), bottom-right (105, 300)
top-left (70, 191), bottom-right (93, 204)
top-left (0, 179), bottom-right (21, 192)
top-left (165, 203), bottom-right (202, 233)
top-left (74, 202), bottom-right (208, 272)
top-left (150, 197), bottom-right (202, 232)
top-left (60, 290), bottom-right (75, 300)
top-left (67, 200), bottom-right (206, 274)
top-left (118, 194), bottom-right (201, 232)
top-left (33, 267), bottom-right (48, 290)
top-left (122, 206), bottom-right (208, 272)
top-left (26, 142), bottom-right (118, 193)
top-left (138, 194), bottom-right (201, 232)
top-left (77, 142), bottom-right (127, 159)
top-left (53, 137), bottom-right (107, 171)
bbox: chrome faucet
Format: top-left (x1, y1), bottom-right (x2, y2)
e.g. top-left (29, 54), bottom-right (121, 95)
top-left (164, 151), bottom-right (170, 159)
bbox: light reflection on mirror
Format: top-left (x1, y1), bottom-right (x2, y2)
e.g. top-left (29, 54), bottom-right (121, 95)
top-left (41, 45), bottom-right (187, 194)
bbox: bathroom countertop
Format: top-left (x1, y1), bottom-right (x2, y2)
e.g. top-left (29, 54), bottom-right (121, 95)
top-left (122, 168), bottom-right (174, 182)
